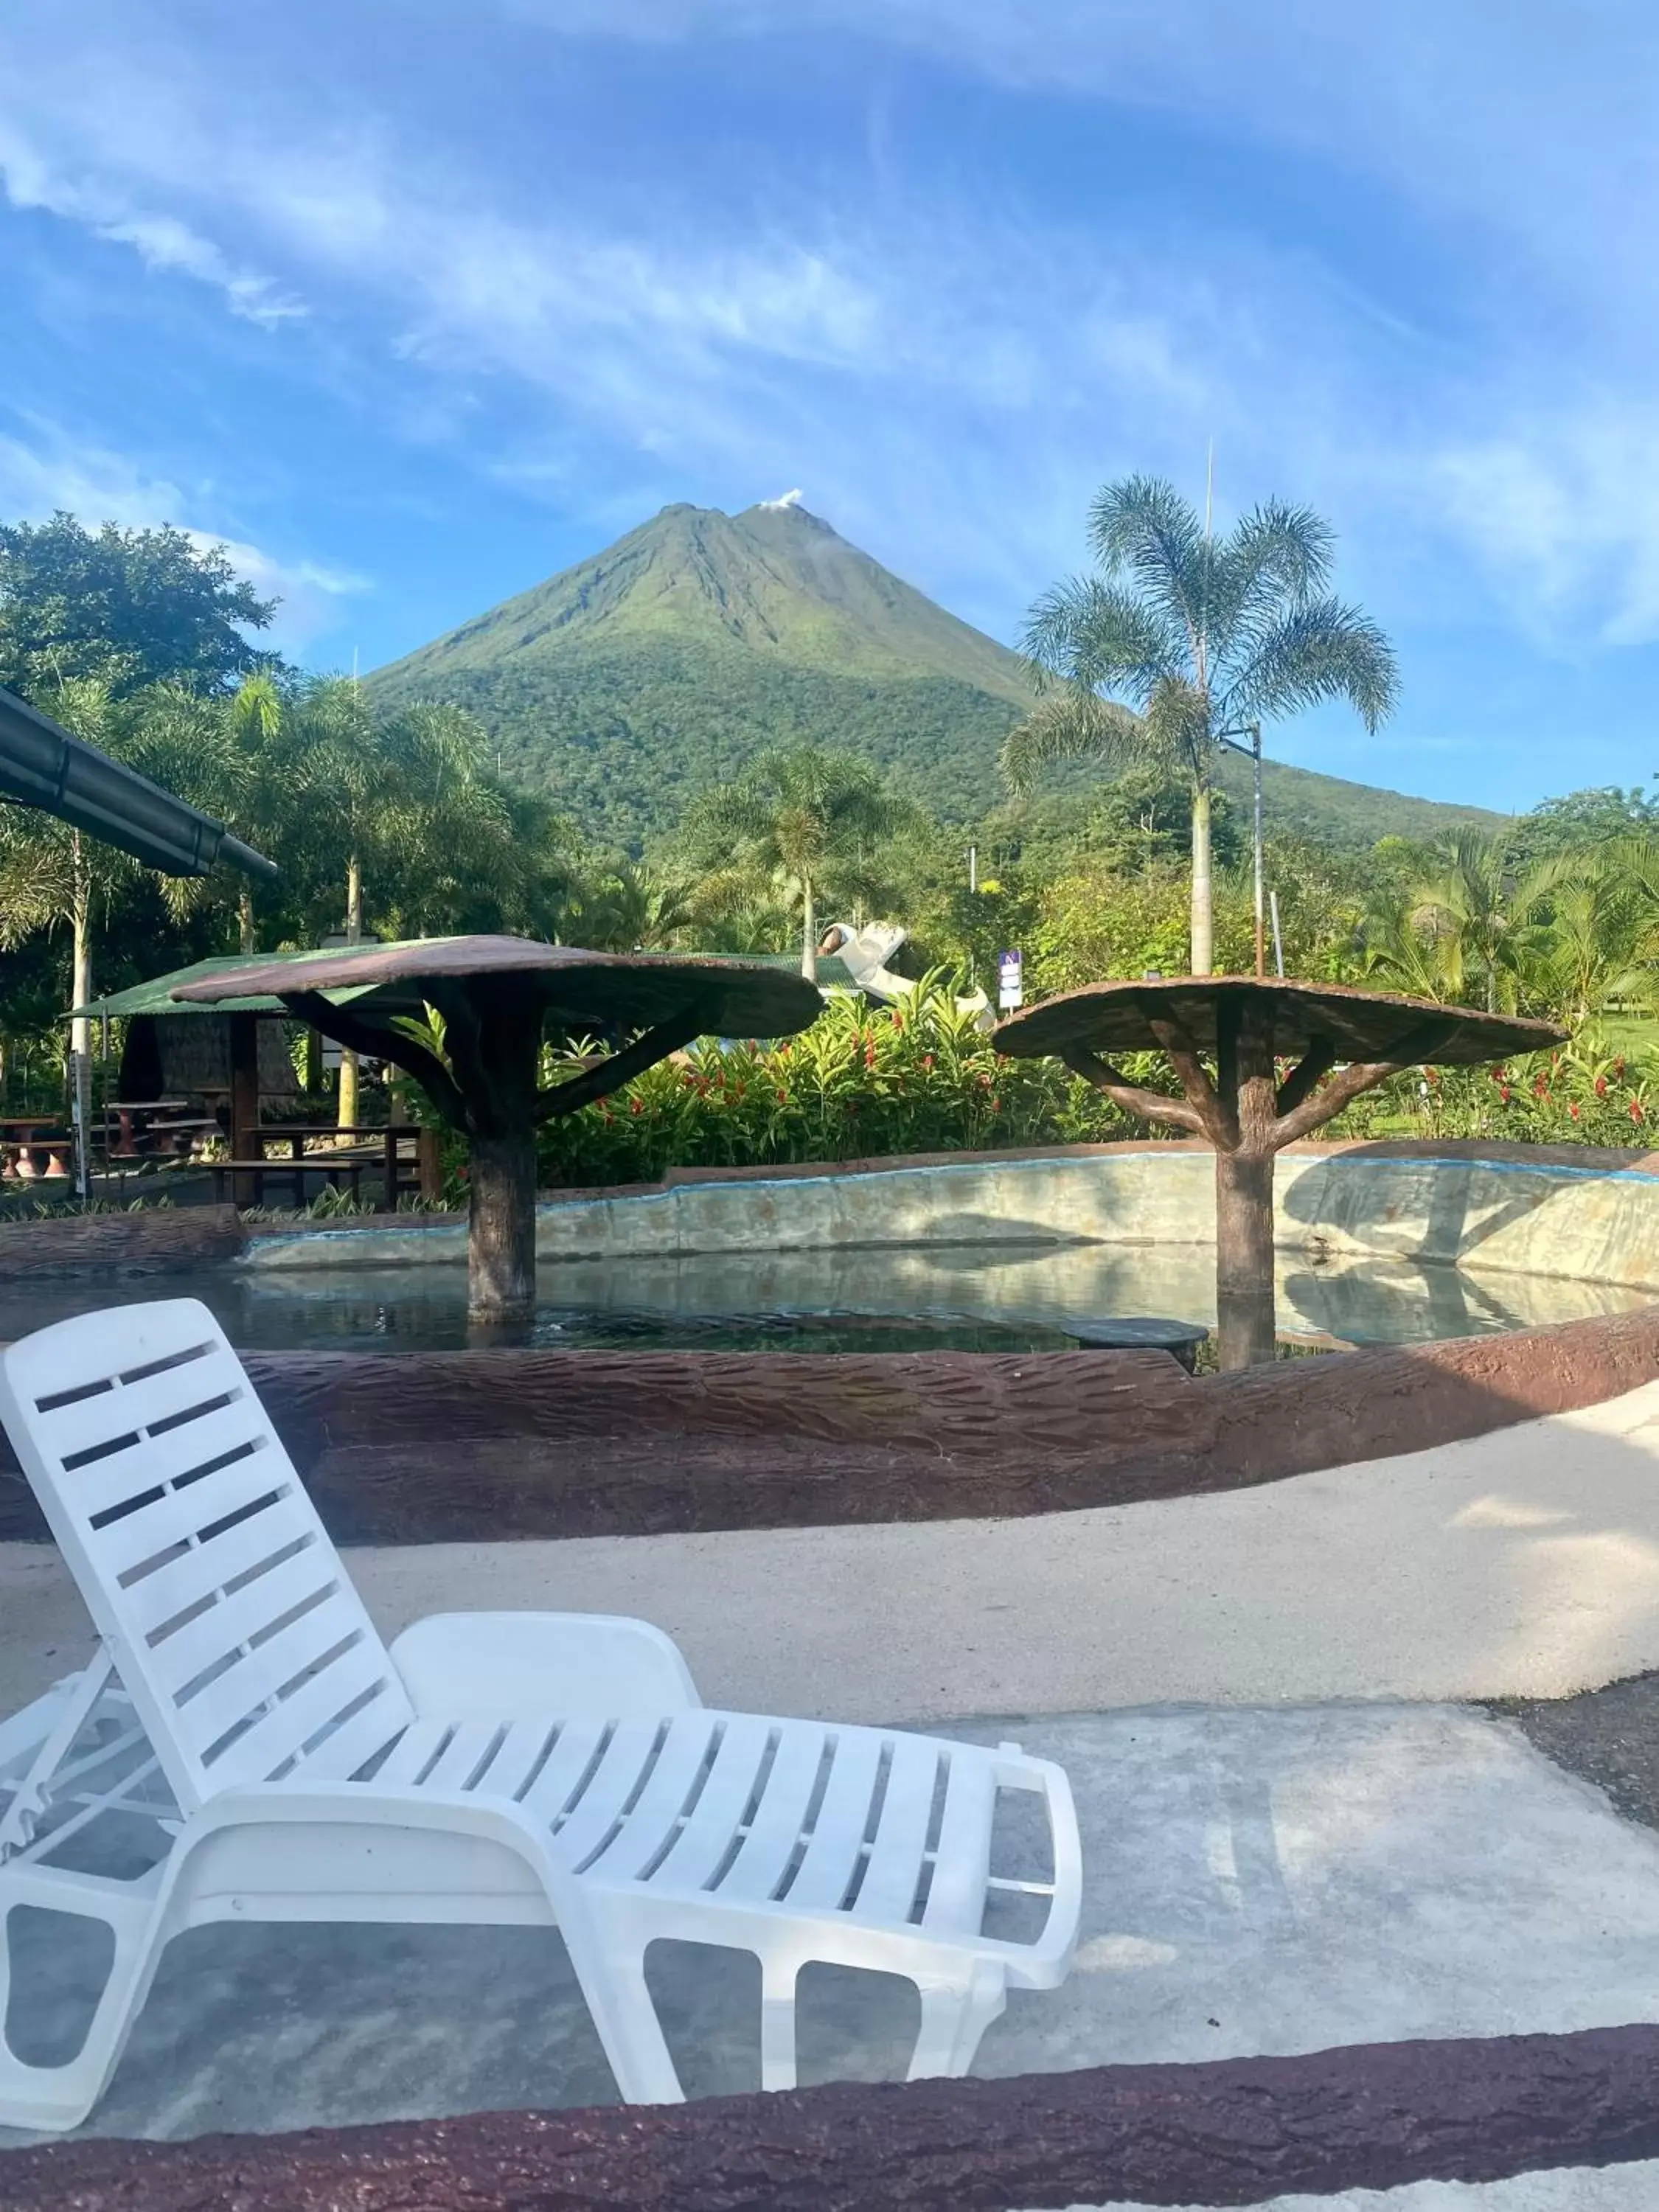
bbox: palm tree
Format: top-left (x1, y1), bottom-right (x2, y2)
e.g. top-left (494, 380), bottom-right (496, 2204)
top-left (1004, 475), bottom-right (1398, 973)
top-left (277, 680), bottom-right (519, 1122)
top-left (1508, 838), bottom-right (1659, 1029)
top-left (564, 862), bottom-right (696, 953)
top-left (685, 745), bottom-right (916, 980)
top-left (1399, 832), bottom-right (1521, 1015)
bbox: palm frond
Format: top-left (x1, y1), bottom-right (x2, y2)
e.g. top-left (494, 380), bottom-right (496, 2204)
top-left (1085, 476), bottom-right (1209, 658)
top-left (1205, 500), bottom-right (1335, 667)
top-left (1020, 577), bottom-right (1183, 704)
top-left (1141, 675), bottom-right (1216, 782)
top-left (1217, 595), bottom-right (1399, 731)
top-left (1000, 692), bottom-right (1150, 797)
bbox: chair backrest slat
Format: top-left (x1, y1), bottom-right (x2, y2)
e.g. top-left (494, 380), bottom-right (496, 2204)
top-left (0, 1299), bottom-right (414, 1814)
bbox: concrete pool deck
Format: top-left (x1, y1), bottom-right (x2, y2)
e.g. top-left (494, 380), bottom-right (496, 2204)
top-left (11, 1377), bottom-right (1659, 1722)
top-left (12, 1385), bottom-right (1659, 2202)
top-left (7, 1703), bottom-right (1659, 2212)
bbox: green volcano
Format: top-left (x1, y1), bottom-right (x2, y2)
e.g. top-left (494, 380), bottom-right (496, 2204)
top-left (367, 498), bottom-right (1503, 850)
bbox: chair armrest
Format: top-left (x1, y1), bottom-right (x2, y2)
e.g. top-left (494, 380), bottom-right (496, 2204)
top-left (389, 1611), bottom-right (702, 1719)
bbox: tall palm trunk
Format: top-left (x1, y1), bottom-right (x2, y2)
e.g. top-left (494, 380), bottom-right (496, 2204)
top-left (338, 852), bottom-right (362, 1130)
top-left (800, 873), bottom-right (817, 983)
top-left (238, 884), bottom-right (257, 956)
top-left (69, 834), bottom-right (91, 1065)
top-left (1189, 783), bottom-right (1214, 975)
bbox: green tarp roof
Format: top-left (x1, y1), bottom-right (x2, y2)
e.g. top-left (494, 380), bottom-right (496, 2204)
top-left (70, 945), bottom-right (408, 1020)
top-left (711, 951), bottom-right (861, 991)
top-left (74, 939), bottom-right (864, 1021)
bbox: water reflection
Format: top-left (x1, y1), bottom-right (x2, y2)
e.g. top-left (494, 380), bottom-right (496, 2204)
top-left (0, 1242), bottom-right (1644, 1354)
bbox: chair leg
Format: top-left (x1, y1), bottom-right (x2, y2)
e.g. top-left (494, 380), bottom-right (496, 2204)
top-left (759, 1955), bottom-right (799, 2092)
top-left (0, 1899), bottom-right (161, 2132)
top-left (907, 1959), bottom-right (1007, 2081)
top-left (562, 1924), bottom-right (685, 2104)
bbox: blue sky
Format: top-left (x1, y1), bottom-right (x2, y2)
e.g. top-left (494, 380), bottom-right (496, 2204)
top-left (2, 1), bottom-right (1656, 815)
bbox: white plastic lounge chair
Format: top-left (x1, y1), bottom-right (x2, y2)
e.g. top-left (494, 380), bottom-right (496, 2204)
top-left (0, 1298), bottom-right (1080, 2133)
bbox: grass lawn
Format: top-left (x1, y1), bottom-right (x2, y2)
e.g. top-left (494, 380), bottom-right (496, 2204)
top-left (1592, 1014), bottom-right (1659, 1065)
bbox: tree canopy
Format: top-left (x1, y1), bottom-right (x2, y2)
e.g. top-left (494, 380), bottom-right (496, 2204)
top-left (0, 513), bottom-right (279, 698)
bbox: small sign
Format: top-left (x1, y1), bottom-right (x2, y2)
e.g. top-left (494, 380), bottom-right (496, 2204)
top-left (998, 948), bottom-right (1024, 1011)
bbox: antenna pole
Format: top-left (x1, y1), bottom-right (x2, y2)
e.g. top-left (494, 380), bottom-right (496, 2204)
top-left (1251, 722), bottom-right (1265, 980)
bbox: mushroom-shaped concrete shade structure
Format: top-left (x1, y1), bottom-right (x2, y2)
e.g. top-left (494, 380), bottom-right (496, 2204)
top-left (995, 976), bottom-right (1565, 1366)
top-left (173, 935), bottom-right (822, 1321)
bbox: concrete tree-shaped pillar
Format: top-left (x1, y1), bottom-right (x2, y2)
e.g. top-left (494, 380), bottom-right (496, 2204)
top-left (174, 937), bottom-right (823, 1324)
top-left (995, 979), bottom-right (1564, 1369)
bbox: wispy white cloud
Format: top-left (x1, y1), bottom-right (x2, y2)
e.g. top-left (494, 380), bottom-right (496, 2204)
top-left (1432, 406), bottom-right (1659, 650)
top-left (0, 423), bottom-right (366, 655)
top-left (0, 119), bottom-right (307, 328)
top-left (4, 0), bottom-right (1659, 672)
top-left (546, 0), bottom-right (1659, 310)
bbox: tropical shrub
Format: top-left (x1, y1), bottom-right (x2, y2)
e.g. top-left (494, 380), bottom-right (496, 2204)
top-left (412, 989), bottom-right (1659, 1194)
top-left (532, 978), bottom-right (1165, 1188)
top-left (1327, 1041), bottom-right (1659, 1150)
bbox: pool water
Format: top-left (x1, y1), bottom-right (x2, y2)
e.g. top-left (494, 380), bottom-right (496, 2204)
top-left (0, 1239), bottom-right (1647, 1354)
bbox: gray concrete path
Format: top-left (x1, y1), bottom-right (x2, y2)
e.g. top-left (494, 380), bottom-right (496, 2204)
top-left (1060, 2166), bottom-right (1659, 2211)
top-left (15, 1382), bottom-right (1659, 1726)
top-left (6, 1702), bottom-right (1659, 2179)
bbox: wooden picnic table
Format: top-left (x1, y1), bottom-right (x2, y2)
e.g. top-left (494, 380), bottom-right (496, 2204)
top-left (103, 1099), bottom-right (220, 1161)
top-left (218, 1122), bottom-right (430, 1208)
top-left (0, 1116), bottom-right (72, 1181)
top-left (209, 1152), bottom-right (375, 1207)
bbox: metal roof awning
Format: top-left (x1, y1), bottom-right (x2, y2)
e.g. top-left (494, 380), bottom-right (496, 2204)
top-left (0, 684), bottom-right (276, 880)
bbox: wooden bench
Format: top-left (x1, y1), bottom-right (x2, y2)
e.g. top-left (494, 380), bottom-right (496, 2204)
top-left (208, 1154), bottom-right (372, 1207)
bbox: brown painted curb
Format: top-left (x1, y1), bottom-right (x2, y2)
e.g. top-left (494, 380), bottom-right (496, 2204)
top-left (4, 1305), bottom-right (1655, 1545)
top-left (7, 2025), bottom-right (1659, 2209)
top-left (0, 1204), bottom-right (245, 1276)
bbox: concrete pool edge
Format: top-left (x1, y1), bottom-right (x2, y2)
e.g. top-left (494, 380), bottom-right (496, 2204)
top-left (226, 1138), bottom-right (1659, 1295)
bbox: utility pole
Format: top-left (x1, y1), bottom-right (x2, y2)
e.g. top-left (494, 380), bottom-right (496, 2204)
top-left (1216, 720), bottom-right (1267, 980)
top-left (967, 844), bottom-right (977, 894)
top-left (1251, 721), bottom-right (1265, 981)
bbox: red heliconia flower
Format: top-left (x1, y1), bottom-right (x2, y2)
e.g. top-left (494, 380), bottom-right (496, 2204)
top-left (630, 1096), bottom-right (644, 1115)
top-left (1632, 1098), bottom-right (1646, 1124)
top-left (1534, 1075), bottom-right (1549, 1098)
top-left (1615, 1057), bottom-right (1627, 1078)
top-left (1596, 1074), bottom-right (1609, 1096)
top-left (921, 1053), bottom-right (936, 1071)
top-left (1570, 1101), bottom-right (1581, 1120)
top-left (1500, 1085), bottom-right (1512, 1102)
top-left (776, 1088), bottom-right (788, 1104)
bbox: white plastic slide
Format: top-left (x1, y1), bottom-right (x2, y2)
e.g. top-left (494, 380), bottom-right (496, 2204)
top-left (0, 1298), bottom-right (1080, 2132)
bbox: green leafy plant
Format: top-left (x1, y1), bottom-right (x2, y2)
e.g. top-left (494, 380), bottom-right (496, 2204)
top-left (529, 977), bottom-right (1175, 1187)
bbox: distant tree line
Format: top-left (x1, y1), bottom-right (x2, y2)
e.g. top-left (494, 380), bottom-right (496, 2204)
top-left (2, 507), bottom-right (1657, 1126)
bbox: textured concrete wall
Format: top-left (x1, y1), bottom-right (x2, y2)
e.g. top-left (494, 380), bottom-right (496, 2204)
top-left (241, 1142), bottom-right (1659, 1290)
top-left (8, 1307), bottom-right (1655, 1547)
